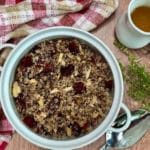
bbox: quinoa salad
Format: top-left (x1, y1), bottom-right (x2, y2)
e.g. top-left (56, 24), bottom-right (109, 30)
top-left (12, 38), bottom-right (114, 139)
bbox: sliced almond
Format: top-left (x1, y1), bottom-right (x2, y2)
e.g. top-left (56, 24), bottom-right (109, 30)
top-left (66, 127), bottom-right (72, 137)
top-left (29, 79), bottom-right (37, 85)
top-left (92, 96), bottom-right (97, 104)
top-left (12, 81), bottom-right (21, 98)
top-left (51, 88), bottom-right (59, 94)
top-left (36, 112), bottom-right (47, 121)
top-left (77, 56), bottom-right (81, 61)
top-left (64, 86), bottom-right (73, 92)
top-left (85, 67), bottom-right (91, 79)
top-left (38, 97), bottom-right (44, 108)
top-left (58, 53), bottom-right (63, 63)
top-left (34, 93), bottom-right (41, 99)
top-left (61, 60), bottom-right (66, 66)
top-left (74, 69), bottom-right (78, 76)
top-left (92, 112), bottom-right (99, 118)
top-left (86, 79), bottom-right (92, 86)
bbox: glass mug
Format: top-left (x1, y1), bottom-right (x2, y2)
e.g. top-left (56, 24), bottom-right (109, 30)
top-left (115, 0), bottom-right (150, 49)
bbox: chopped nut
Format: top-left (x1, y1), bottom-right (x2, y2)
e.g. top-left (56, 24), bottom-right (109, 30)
top-left (40, 112), bottom-right (47, 118)
top-left (75, 98), bottom-right (82, 105)
top-left (12, 82), bottom-right (21, 98)
top-left (36, 112), bottom-right (47, 121)
top-left (85, 67), bottom-right (91, 79)
top-left (34, 93), bottom-right (41, 99)
top-left (63, 86), bottom-right (73, 92)
top-left (61, 60), bottom-right (66, 66)
top-left (50, 88), bottom-right (59, 94)
top-left (86, 79), bottom-right (92, 86)
top-left (79, 44), bottom-right (82, 51)
top-left (29, 79), bottom-right (37, 85)
top-left (66, 127), bottom-right (72, 137)
top-left (77, 56), bottom-right (81, 61)
top-left (92, 112), bottom-right (99, 118)
top-left (74, 69), bottom-right (78, 76)
top-left (38, 97), bottom-right (44, 108)
top-left (58, 53), bottom-right (63, 63)
top-left (92, 96), bottom-right (97, 104)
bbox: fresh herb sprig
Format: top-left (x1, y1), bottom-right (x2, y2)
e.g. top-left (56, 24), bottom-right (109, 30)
top-left (114, 39), bottom-right (150, 111)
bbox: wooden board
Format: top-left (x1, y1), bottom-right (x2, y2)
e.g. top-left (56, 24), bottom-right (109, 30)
top-left (6, 0), bottom-right (150, 150)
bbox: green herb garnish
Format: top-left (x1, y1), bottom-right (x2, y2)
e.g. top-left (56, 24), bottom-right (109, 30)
top-left (114, 39), bottom-right (150, 111)
top-left (141, 100), bottom-right (150, 111)
top-left (127, 57), bottom-right (150, 100)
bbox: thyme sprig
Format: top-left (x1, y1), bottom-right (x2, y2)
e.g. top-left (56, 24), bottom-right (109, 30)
top-left (114, 39), bottom-right (150, 111)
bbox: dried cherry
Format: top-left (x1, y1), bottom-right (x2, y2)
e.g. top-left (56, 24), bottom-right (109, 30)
top-left (71, 122), bottom-right (81, 136)
top-left (20, 56), bottom-right (33, 67)
top-left (43, 63), bottom-right (54, 73)
top-left (68, 41), bottom-right (79, 55)
top-left (104, 80), bottom-right (113, 90)
top-left (73, 82), bottom-right (86, 94)
top-left (23, 115), bottom-right (37, 128)
top-left (60, 64), bottom-right (74, 76)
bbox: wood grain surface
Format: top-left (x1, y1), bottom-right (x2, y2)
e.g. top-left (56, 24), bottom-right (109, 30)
top-left (6, 0), bottom-right (150, 150)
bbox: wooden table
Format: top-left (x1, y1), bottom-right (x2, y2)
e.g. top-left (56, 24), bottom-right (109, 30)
top-left (6, 0), bottom-right (150, 150)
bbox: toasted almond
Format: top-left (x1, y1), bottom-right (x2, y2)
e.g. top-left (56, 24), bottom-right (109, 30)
top-left (74, 69), bottom-right (78, 76)
top-left (38, 97), bottom-right (44, 108)
top-left (66, 127), bottom-right (72, 137)
top-left (61, 60), bottom-right (66, 66)
top-left (51, 88), bottom-right (59, 94)
top-left (12, 81), bottom-right (21, 98)
top-left (36, 112), bottom-right (47, 121)
top-left (86, 79), bottom-right (92, 86)
top-left (77, 56), bottom-right (81, 61)
top-left (34, 93), bottom-right (41, 99)
top-left (92, 112), bottom-right (99, 118)
top-left (29, 79), bottom-right (37, 85)
top-left (64, 86), bottom-right (73, 92)
top-left (85, 67), bottom-right (91, 79)
top-left (92, 96), bottom-right (97, 104)
top-left (58, 53), bottom-right (63, 63)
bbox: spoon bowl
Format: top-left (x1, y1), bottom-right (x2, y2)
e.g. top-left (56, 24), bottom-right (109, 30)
top-left (100, 109), bottom-right (150, 150)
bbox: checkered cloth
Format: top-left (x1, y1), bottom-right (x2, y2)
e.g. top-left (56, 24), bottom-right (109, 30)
top-left (0, 0), bottom-right (118, 149)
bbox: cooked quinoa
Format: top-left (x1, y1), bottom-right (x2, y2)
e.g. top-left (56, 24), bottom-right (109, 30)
top-left (12, 38), bottom-right (114, 139)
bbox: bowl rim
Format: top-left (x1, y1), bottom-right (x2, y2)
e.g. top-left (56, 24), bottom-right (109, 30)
top-left (0, 27), bottom-right (124, 149)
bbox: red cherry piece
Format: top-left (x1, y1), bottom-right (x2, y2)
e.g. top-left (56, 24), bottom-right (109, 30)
top-left (60, 64), bottom-right (74, 76)
top-left (43, 63), bottom-right (54, 73)
top-left (82, 122), bottom-right (89, 130)
top-left (71, 122), bottom-right (81, 136)
top-left (14, 93), bottom-right (24, 101)
top-left (20, 56), bottom-right (33, 67)
top-left (23, 116), bottom-right (37, 128)
top-left (73, 82), bottom-right (86, 94)
top-left (90, 56), bottom-right (96, 64)
top-left (104, 80), bottom-right (113, 90)
top-left (14, 94), bottom-right (26, 110)
top-left (68, 41), bottom-right (79, 55)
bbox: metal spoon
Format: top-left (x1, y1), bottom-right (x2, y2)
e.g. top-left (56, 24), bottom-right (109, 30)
top-left (100, 109), bottom-right (150, 150)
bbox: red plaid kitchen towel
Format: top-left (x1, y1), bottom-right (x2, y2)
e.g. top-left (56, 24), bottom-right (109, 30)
top-left (0, 0), bottom-right (119, 44)
top-left (0, 0), bottom-right (118, 149)
top-left (0, 107), bottom-right (13, 150)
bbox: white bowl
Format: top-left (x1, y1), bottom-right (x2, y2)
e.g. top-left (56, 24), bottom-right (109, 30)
top-left (0, 27), bottom-right (130, 150)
